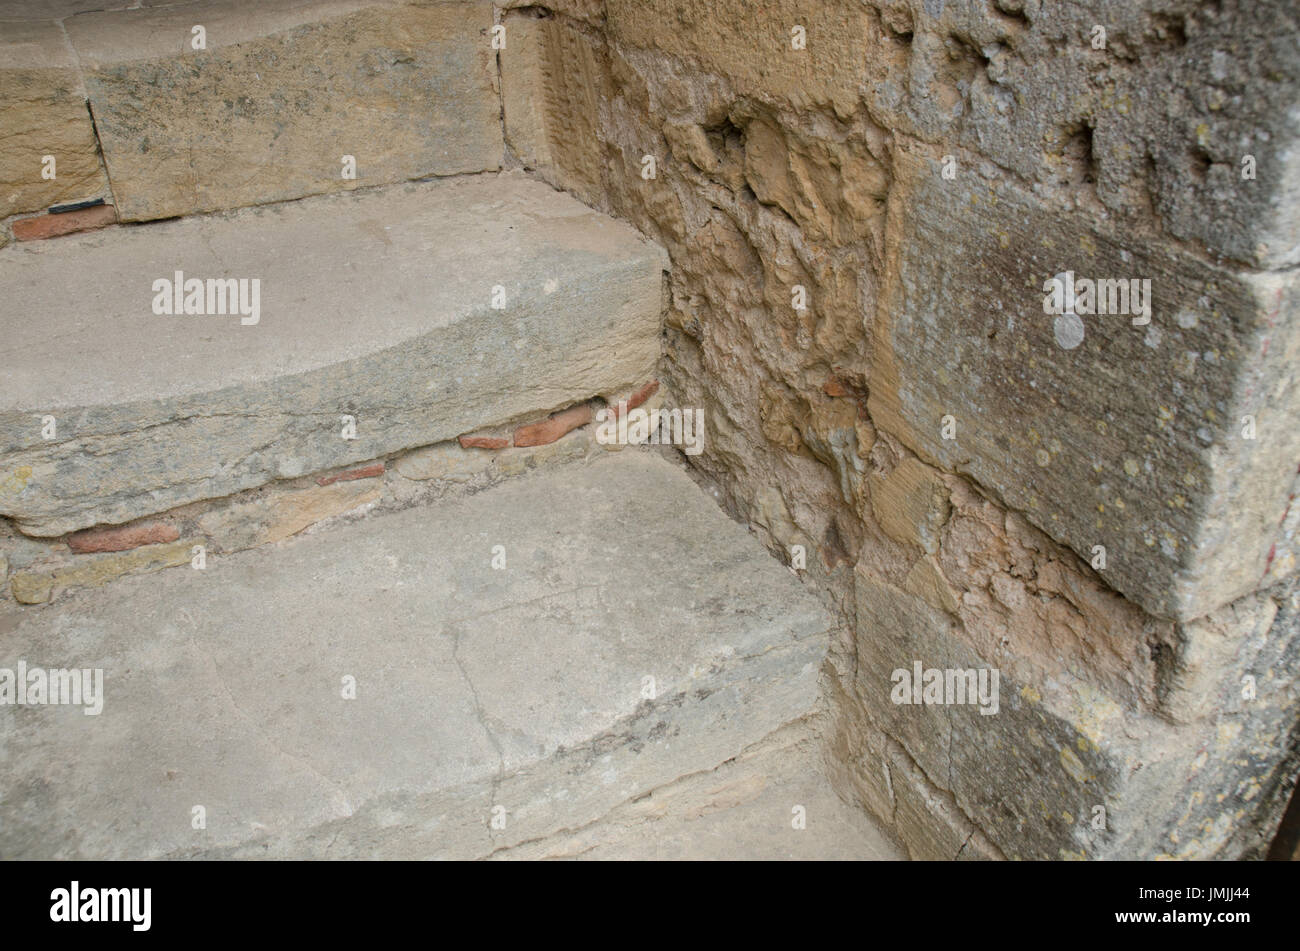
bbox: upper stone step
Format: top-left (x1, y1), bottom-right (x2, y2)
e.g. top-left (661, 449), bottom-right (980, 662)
top-left (0, 172), bottom-right (667, 535)
top-left (0, 0), bottom-right (504, 223)
top-left (0, 451), bottom-right (830, 859)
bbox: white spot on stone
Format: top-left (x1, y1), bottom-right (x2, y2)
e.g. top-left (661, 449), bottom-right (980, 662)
top-left (544, 278), bottom-right (559, 294)
top-left (1054, 312), bottom-right (1085, 349)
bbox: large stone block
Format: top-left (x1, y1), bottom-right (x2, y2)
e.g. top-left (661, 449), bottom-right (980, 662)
top-left (0, 173), bottom-right (666, 536)
top-left (501, 12), bottom-right (611, 207)
top-left (859, 0), bottom-right (1300, 269)
top-left (605, 0), bottom-right (873, 115)
top-left (854, 564), bottom-right (1300, 859)
top-left (0, 21), bottom-right (111, 218)
top-left (871, 150), bottom-right (1300, 620)
top-left (66, 0), bottom-right (503, 221)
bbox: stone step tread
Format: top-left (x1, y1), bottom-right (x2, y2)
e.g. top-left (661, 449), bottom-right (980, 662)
top-left (0, 451), bottom-right (830, 859)
top-left (0, 172), bottom-right (663, 411)
top-left (0, 172), bottom-right (666, 535)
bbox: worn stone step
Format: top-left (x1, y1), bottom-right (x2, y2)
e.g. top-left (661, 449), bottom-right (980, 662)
top-left (0, 172), bottom-right (667, 536)
top-left (0, 0), bottom-right (504, 223)
top-left (0, 451), bottom-right (830, 859)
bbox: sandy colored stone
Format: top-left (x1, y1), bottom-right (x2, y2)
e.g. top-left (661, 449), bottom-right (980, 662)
top-left (72, 3), bottom-right (503, 221)
top-left (854, 562), bottom-right (1300, 859)
top-left (742, 113), bottom-right (889, 245)
top-left (889, 746), bottom-right (999, 861)
top-left (9, 538), bottom-right (197, 604)
top-left (662, 120), bottom-right (718, 174)
top-left (606, 0), bottom-right (872, 114)
top-left (500, 13), bottom-right (610, 206)
top-left (0, 22), bottom-right (111, 219)
top-left (198, 481), bottom-right (380, 553)
top-left (902, 555), bottom-right (960, 616)
top-left (869, 457), bottom-right (950, 555)
top-left (394, 441), bottom-right (492, 483)
top-left (934, 478), bottom-right (1173, 711)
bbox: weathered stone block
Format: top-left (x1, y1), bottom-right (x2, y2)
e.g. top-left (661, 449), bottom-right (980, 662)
top-left (859, 0), bottom-right (1300, 269)
top-left (501, 12), bottom-right (610, 207)
top-left (869, 456), bottom-right (950, 554)
top-left (0, 22), bottom-right (111, 219)
top-left (854, 563), bottom-right (1300, 859)
top-left (871, 151), bottom-right (1300, 620)
top-left (68, 1), bottom-right (503, 221)
top-left (10, 538), bottom-right (197, 604)
top-left (606, 0), bottom-right (872, 115)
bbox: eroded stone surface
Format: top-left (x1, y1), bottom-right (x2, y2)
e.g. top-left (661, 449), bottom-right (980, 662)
top-left (0, 452), bottom-right (829, 859)
top-left (871, 150), bottom-right (1300, 621)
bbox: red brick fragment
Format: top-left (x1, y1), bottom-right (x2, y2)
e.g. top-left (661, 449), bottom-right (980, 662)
top-left (67, 521), bottom-right (179, 554)
top-left (514, 403), bottom-right (593, 448)
top-left (12, 204), bottom-right (117, 242)
top-left (610, 379), bottom-right (660, 419)
top-left (316, 462), bottom-right (385, 486)
top-left (458, 434), bottom-right (510, 450)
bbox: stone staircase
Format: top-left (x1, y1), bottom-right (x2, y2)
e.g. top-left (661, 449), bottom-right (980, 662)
top-left (0, 0), bottom-right (899, 859)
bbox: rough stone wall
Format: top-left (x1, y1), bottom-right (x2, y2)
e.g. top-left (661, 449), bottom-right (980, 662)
top-left (500, 0), bottom-right (1300, 858)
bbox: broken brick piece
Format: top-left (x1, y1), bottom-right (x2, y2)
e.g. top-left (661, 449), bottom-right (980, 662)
top-left (514, 403), bottom-right (593, 448)
top-left (12, 204), bottom-right (117, 242)
top-left (316, 462), bottom-right (385, 486)
top-left (610, 379), bottom-right (660, 418)
top-left (67, 521), bottom-right (179, 554)
top-left (458, 434), bottom-right (510, 450)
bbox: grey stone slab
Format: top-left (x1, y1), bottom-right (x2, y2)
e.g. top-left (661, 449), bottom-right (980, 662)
top-left (0, 173), bottom-right (667, 535)
top-left (871, 151), bottom-right (1300, 621)
top-left (0, 451), bottom-right (830, 858)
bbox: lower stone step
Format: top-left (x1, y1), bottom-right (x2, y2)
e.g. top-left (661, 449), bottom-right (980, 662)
top-left (0, 451), bottom-right (831, 859)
